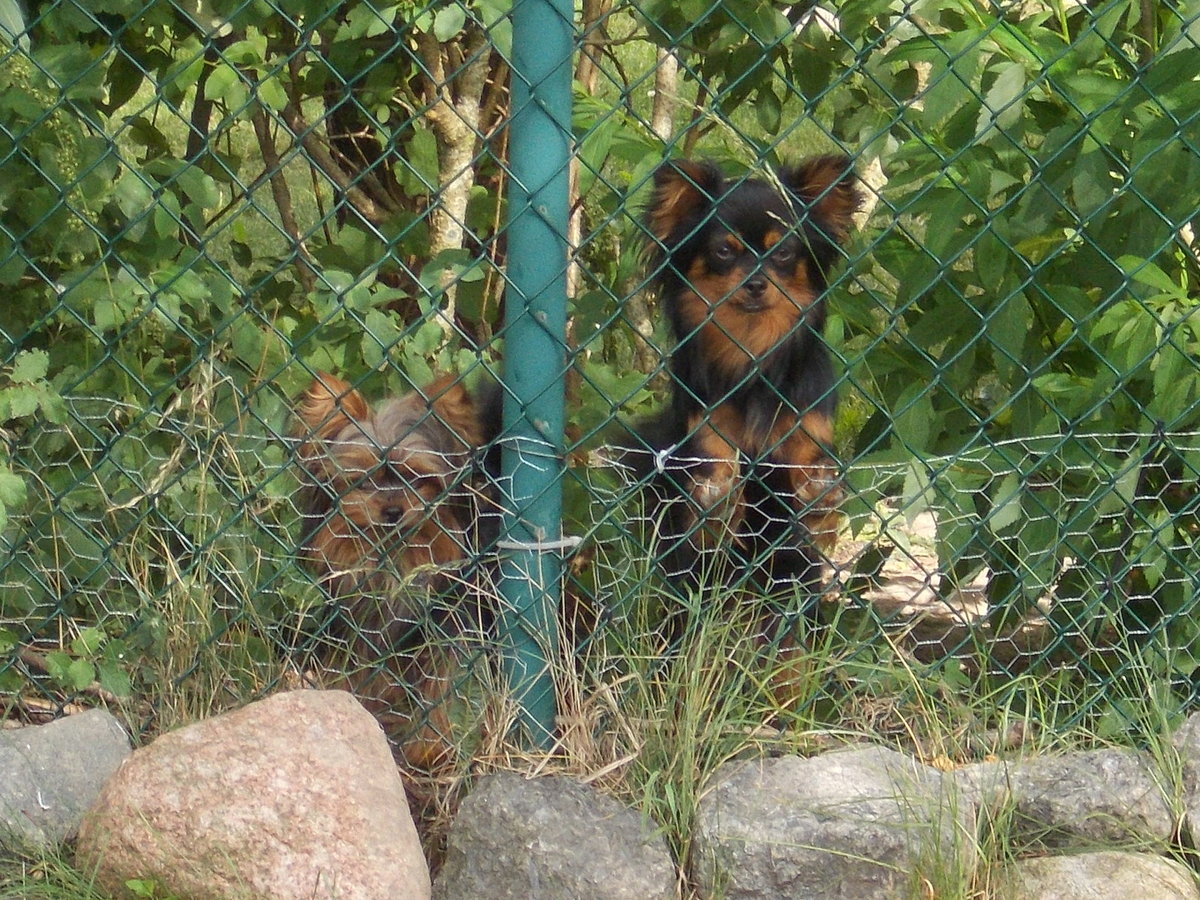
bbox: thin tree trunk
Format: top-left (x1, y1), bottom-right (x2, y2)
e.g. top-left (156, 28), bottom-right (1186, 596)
top-left (650, 49), bottom-right (678, 142)
top-left (568, 0), bottom-right (613, 322)
top-left (418, 29), bottom-right (491, 334)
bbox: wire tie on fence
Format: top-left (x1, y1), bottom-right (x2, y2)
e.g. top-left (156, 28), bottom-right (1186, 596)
top-left (495, 535), bottom-right (584, 553)
top-left (493, 432), bottom-right (562, 462)
top-left (653, 444), bottom-right (679, 474)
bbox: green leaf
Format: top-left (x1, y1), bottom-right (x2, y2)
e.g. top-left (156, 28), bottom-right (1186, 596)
top-left (1071, 146), bottom-right (1113, 217)
top-left (341, 276), bottom-right (379, 313)
top-left (419, 249), bottom-right (484, 292)
top-left (1117, 255), bottom-right (1181, 295)
top-left (93, 297), bottom-right (121, 332)
top-left (4, 385), bottom-right (40, 418)
top-left (433, 5), bottom-right (467, 41)
top-left (125, 879), bottom-right (160, 899)
top-left (475, 0), bottom-right (512, 53)
top-left (97, 659), bottom-right (133, 698)
top-left (257, 76), bottom-right (288, 111)
top-left (575, 105), bottom-right (618, 198)
top-left (231, 318), bottom-right (265, 367)
top-left (988, 473), bottom-right (1022, 534)
top-left (920, 38), bottom-right (984, 128)
top-left (71, 626), bottom-right (105, 657)
top-left (0, 465), bottom-right (22, 530)
top-left (44, 651), bottom-right (72, 684)
top-left (892, 382), bottom-right (935, 454)
top-left (755, 86), bottom-right (782, 135)
top-left (935, 470), bottom-right (987, 581)
top-left (988, 292), bottom-right (1031, 385)
top-left (39, 46), bottom-right (106, 101)
top-left (899, 460), bottom-right (934, 519)
top-left (0, 0), bottom-right (29, 48)
top-left (101, 52), bottom-right (145, 112)
top-left (204, 62), bottom-right (240, 102)
top-left (152, 189), bottom-right (183, 238)
top-left (1116, 313), bottom-right (1157, 372)
top-left (114, 169), bottom-right (155, 222)
top-left (362, 309), bottom-right (403, 369)
top-left (973, 233), bottom-right (1010, 297)
top-left (172, 166), bottom-right (221, 211)
top-left (366, 5), bottom-right (399, 37)
top-left (975, 60), bottom-right (1026, 140)
top-left (399, 125), bottom-right (439, 195)
top-left (0, 467), bottom-right (27, 506)
top-left (9, 348), bottom-right (49, 383)
top-left (225, 33), bottom-right (267, 66)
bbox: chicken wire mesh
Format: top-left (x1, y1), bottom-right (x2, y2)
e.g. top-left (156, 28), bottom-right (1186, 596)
top-left (1, 0), bottom-right (1199, 765)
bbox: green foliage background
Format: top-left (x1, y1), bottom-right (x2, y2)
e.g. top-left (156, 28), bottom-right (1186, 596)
top-left (1, 0), bottom-right (1198, 735)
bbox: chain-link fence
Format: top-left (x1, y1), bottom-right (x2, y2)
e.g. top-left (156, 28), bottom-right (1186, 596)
top-left (2, 0), bottom-right (1199, 779)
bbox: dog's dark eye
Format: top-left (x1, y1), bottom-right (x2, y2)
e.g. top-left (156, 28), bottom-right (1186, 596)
top-left (372, 461), bottom-right (406, 487)
top-left (772, 246), bottom-right (795, 266)
top-left (713, 244), bottom-right (735, 263)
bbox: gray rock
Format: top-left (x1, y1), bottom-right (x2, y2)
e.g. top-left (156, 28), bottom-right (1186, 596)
top-left (993, 850), bottom-right (1200, 900)
top-left (0, 708), bottom-right (131, 848)
top-left (1172, 710), bottom-right (1200, 846)
top-left (692, 745), bottom-right (976, 900)
top-left (434, 771), bottom-right (675, 900)
top-left (76, 689), bottom-right (430, 900)
top-left (955, 748), bottom-right (1174, 850)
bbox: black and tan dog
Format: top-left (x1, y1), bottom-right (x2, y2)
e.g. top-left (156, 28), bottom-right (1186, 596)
top-left (629, 154), bottom-right (861, 610)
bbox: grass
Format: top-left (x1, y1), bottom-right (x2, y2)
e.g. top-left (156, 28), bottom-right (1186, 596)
top-left (389, 516), bottom-right (1200, 897)
top-left (2, 562), bottom-right (1194, 898)
top-left (0, 848), bottom-right (110, 900)
top-left (4, 387), bottom-right (1196, 898)
top-left (3, 379), bottom-right (1196, 897)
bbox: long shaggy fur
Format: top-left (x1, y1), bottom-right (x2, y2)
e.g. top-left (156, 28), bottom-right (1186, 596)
top-left (630, 155), bottom-right (861, 609)
top-left (291, 372), bottom-right (499, 771)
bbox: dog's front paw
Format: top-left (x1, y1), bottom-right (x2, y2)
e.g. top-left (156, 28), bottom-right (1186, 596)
top-left (692, 459), bottom-right (740, 510)
top-left (794, 466), bottom-right (843, 509)
top-left (685, 460), bottom-right (743, 550)
top-left (789, 466), bottom-right (842, 553)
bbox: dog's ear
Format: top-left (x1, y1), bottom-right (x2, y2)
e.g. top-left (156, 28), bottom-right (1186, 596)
top-left (422, 374), bottom-right (484, 450)
top-left (780, 155), bottom-right (861, 246)
top-left (294, 372), bottom-right (371, 442)
top-left (643, 159), bottom-right (725, 246)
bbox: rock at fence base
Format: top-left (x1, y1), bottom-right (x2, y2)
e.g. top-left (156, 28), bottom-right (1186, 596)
top-left (956, 747), bottom-right (1174, 850)
top-left (433, 771), bottom-right (675, 900)
top-left (0, 708), bottom-right (131, 849)
top-left (1171, 710), bottom-right (1200, 847)
top-left (75, 690), bottom-right (430, 900)
top-left (692, 745), bottom-right (975, 900)
top-left (994, 850), bottom-right (1200, 900)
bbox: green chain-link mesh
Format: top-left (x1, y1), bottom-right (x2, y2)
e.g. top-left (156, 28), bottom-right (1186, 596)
top-left (2, 0), bottom-right (1198, 760)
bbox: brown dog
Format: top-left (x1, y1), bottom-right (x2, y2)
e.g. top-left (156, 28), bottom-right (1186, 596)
top-left (291, 372), bottom-right (498, 771)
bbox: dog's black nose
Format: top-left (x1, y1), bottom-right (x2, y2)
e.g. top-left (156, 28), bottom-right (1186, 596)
top-left (380, 505), bottom-right (405, 525)
top-left (745, 274), bottom-right (767, 297)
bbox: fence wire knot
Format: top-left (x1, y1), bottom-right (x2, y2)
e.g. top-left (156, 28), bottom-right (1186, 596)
top-left (494, 535), bottom-right (584, 554)
top-left (653, 444), bottom-right (679, 474)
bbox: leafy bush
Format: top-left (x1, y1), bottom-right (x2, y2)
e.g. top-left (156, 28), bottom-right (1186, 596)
top-left (1, 0), bottom-right (1198, 735)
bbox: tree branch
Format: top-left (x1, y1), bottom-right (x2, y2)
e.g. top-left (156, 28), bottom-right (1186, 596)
top-left (251, 108), bottom-right (317, 293)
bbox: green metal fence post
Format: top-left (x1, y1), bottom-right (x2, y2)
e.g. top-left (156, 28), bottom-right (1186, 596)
top-left (497, 0), bottom-right (573, 747)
